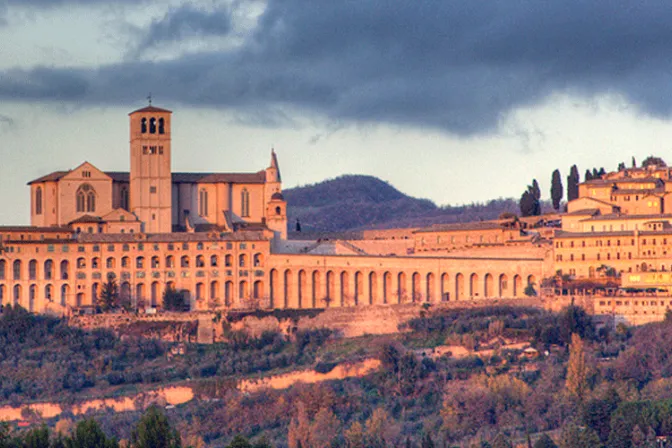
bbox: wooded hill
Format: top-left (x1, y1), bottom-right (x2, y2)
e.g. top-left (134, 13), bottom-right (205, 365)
top-left (284, 175), bottom-right (549, 232)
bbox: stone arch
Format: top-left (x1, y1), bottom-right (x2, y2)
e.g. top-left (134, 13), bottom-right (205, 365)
top-left (0, 260), bottom-right (5, 281)
top-left (120, 282), bottom-right (131, 304)
top-left (455, 273), bottom-right (464, 300)
top-left (195, 255), bottom-right (205, 268)
top-left (13, 260), bottom-right (21, 280)
top-left (239, 280), bottom-right (248, 300)
top-left (180, 255), bottom-right (190, 268)
top-left (499, 274), bottom-right (508, 297)
top-left (60, 284), bottom-right (69, 307)
top-left (60, 260), bottom-right (70, 280)
top-left (325, 270), bottom-right (336, 307)
top-left (238, 254), bottom-right (247, 268)
top-left (76, 293), bottom-right (84, 307)
top-left (151, 256), bottom-right (160, 269)
top-left (298, 270), bottom-right (307, 309)
top-left (426, 272), bottom-right (435, 303)
top-left (13, 284), bottom-right (21, 306)
top-left (44, 259), bottom-right (54, 280)
top-left (469, 273), bottom-right (479, 297)
top-left (225, 281), bottom-right (233, 306)
top-left (527, 275), bottom-right (537, 295)
top-left (136, 256), bottom-right (145, 269)
top-left (311, 270), bottom-right (321, 308)
top-left (253, 280), bottom-right (264, 300)
top-left (158, 117), bottom-right (165, 134)
top-left (368, 272), bottom-right (378, 305)
top-left (210, 255), bottom-right (219, 267)
top-left (513, 275), bottom-right (522, 297)
top-left (151, 281), bottom-right (160, 306)
top-left (269, 269), bottom-right (278, 308)
top-left (166, 255), bottom-right (174, 268)
top-left (0, 284), bottom-right (4, 307)
top-left (29, 284), bottom-right (36, 312)
top-left (29, 259), bottom-right (38, 280)
top-left (412, 272), bottom-right (421, 302)
top-left (383, 271), bottom-right (392, 304)
top-left (136, 283), bottom-right (145, 305)
top-left (45, 284), bottom-right (53, 304)
top-left (354, 271), bottom-right (364, 306)
top-left (397, 272), bottom-right (407, 304)
top-left (210, 281), bottom-right (220, 301)
top-left (92, 283), bottom-right (99, 304)
top-left (340, 271), bottom-right (349, 307)
top-left (484, 273), bottom-right (494, 298)
top-left (76, 184), bottom-right (96, 213)
top-left (253, 253), bottom-right (264, 267)
top-left (441, 273), bottom-right (449, 301)
top-left (284, 269), bottom-right (293, 309)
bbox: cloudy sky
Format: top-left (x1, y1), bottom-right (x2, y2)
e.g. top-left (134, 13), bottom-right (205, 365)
top-left (2, 1), bottom-right (672, 225)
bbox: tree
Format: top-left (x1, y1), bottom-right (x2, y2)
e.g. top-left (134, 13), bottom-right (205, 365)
top-left (524, 282), bottom-right (537, 297)
top-left (533, 434), bottom-right (558, 448)
top-left (566, 333), bottom-right (588, 402)
top-left (567, 165), bottom-right (580, 202)
top-left (491, 434), bottom-right (512, 448)
top-left (163, 286), bottom-right (187, 312)
top-left (551, 169), bottom-right (563, 211)
top-left (288, 402), bottom-right (310, 448)
top-left (308, 407), bottom-right (339, 448)
top-left (23, 425), bottom-right (50, 448)
top-left (421, 433), bottom-right (436, 448)
top-left (632, 156), bottom-right (637, 167)
top-left (66, 418), bottom-right (119, 448)
top-left (519, 181), bottom-right (541, 217)
top-left (585, 169), bottom-right (593, 182)
top-left (582, 389), bottom-right (621, 442)
top-left (131, 406), bottom-right (182, 448)
top-left (559, 423), bottom-right (601, 448)
top-left (98, 276), bottom-right (119, 312)
top-left (227, 435), bottom-right (252, 448)
top-left (365, 408), bottom-right (400, 448)
top-left (592, 168), bottom-right (599, 178)
top-left (344, 421), bottom-right (365, 448)
top-left (642, 156), bottom-right (666, 168)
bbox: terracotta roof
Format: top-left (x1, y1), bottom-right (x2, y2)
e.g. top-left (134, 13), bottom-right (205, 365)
top-left (612, 188), bottom-right (664, 195)
top-left (414, 220), bottom-right (509, 233)
top-left (566, 208), bottom-right (600, 216)
top-left (69, 215), bottom-right (103, 224)
top-left (73, 230), bottom-right (270, 243)
top-left (128, 105), bottom-right (172, 115)
top-left (31, 170), bottom-right (267, 185)
top-left (27, 171), bottom-right (69, 184)
top-left (271, 192), bottom-right (285, 201)
top-left (105, 171), bottom-right (267, 184)
top-left (0, 226), bottom-right (72, 233)
top-left (580, 213), bottom-right (672, 221)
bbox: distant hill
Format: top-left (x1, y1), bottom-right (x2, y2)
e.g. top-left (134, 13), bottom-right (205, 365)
top-left (283, 175), bottom-right (540, 233)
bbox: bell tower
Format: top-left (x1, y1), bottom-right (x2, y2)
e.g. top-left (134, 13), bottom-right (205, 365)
top-left (128, 104), bottom-right (173, 233)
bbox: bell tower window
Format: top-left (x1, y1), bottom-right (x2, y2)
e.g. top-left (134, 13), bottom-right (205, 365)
top-left (199, 189), bottom-right (208, 217)
top-left (149, 117), bottom-right (156, 134)
top-left (141, 118), bottom-right (147, 133)
top-left (241, 188), bottom-right (250, 218)
top-left (35, 187), bottom-right (43, 215)
top-left (158, 118), bottom-right (165, 134)
top-left (120, 186), bottom-right (129, 211)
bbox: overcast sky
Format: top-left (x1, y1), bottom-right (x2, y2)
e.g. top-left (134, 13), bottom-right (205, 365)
top-left (3, 0), bottom-right (672, 225)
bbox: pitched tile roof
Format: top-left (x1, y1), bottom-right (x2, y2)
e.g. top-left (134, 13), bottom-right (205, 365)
top-left (31, 170), bottom-right (267, 185)
top-left (128, 105), bottom-right (172, 114)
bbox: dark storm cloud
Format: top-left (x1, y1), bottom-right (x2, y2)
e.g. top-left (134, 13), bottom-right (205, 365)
top-left (3, 0), bottom-right (672, 135)
top-left (133, 4), bottom-right (233, 55)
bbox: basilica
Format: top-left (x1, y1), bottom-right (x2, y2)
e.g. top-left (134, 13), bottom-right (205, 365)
top-left (0, 104), bottom-right (570, 317)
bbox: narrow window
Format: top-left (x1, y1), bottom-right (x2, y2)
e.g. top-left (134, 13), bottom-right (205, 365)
top-left (158, 118), bottom-right (165, 134)
top-left (35, 187), bottom-right (43, 215)
top-left (141, 118), bottom-right (147, 133)
top-left (241, 188), bottom-right (250, 218)
top-left (149, 117), bottom-right (156, 134)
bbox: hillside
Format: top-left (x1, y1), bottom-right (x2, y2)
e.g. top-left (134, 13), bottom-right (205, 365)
top-left (284, 175), bottom-right (539, 232)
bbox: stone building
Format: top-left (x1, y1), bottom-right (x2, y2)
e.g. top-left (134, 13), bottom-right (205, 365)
top-left (0, 104), bottom-right (549, 315)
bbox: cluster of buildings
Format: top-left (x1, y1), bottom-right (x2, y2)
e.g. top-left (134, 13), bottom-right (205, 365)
top-left (1, 105), bottom-right (671, 323)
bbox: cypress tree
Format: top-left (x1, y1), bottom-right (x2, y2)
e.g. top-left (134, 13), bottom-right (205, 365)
top-left (567, 165), bottom-right (579, 202)
top-left (551, 169), bottom-right (563, 211)
top-left (585, 169), bottom-right (593, 182)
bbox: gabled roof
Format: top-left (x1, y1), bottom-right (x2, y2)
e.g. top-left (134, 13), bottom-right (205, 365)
top-left (566, 208), bottom-right (600, 216)
top-left (69, 215), bottom-right (103, 224)
top-left (27, 171), bottom-right (69, 184)
top-left (128, 105), bottom-right (172, 115)
top-left (116, 171), bottom-right (267, 184)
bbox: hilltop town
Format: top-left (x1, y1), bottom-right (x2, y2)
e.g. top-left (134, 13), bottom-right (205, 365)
top-left (1, 105), bottom-right (671, 329)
